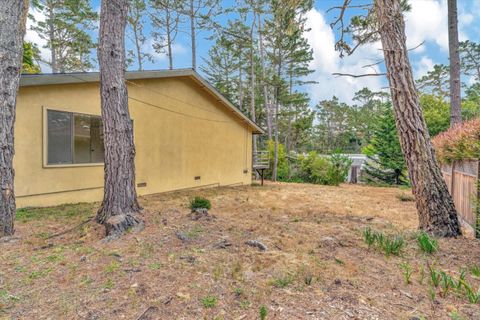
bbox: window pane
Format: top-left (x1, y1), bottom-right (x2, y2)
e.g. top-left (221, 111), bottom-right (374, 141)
top-left (48, 110), bottom-right (72, 164)
top-left (90, 117), bottom-right (104, 163)
top-left (74, 114), bottom-right (92, 163)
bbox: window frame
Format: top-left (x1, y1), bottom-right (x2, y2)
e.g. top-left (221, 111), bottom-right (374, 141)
top-left (43, 107), bottom-right (105, 168)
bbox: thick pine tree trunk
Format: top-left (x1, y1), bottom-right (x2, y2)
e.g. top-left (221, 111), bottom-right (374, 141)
top-left (0, 0), bottom-right (28, 238)
top-left (447, 0), bottom-right (462, 127)
top-left (375, 0), bottom-right (461, 237)
top-left (97, 0), bottom-right (143, 239)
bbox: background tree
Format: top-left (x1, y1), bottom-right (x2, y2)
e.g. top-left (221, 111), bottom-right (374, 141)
top-left (0, 0), bottom-right (29, 237)
top-left (97, 0), bottom-right (143, 238)
top-left (447, 0), bottom-right (462, 126)
top-left (22, 41), bottom-right (41, 74)
top-left (459, 40), bottom-right (480, 81)
top-left (150, 0), bottom-right (182, 69)
top-left (363, 104), bottom-right (407, 185)
top-left (127, 0), bottom-right (153, 70)
top-left (416, 64), bottom-right (449, 99)
top-left (30, 0), bottom-right (97, 72)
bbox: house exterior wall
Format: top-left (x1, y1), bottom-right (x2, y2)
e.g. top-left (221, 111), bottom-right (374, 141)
top-left (14, 76), bottom-right (253, 208)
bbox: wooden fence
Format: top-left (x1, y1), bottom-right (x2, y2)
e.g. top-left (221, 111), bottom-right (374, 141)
top-left (441, 159), bottom-right (479, 236)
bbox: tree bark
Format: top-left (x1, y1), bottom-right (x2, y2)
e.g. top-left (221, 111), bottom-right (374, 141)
top-left (375, 0), bottom-right (461, 237)
top-left (257, 15), bottom-right (273, 140)
top-left (250, 16), bottom-right (257, 159)
top-left (447, 0), bottom-right (462, 127)
top-left (189, 0), bottom-right (196, 70)
top-left (97, 0), bottom-right (143, 238)
top-left (0, 0), bottom-right (28, 237)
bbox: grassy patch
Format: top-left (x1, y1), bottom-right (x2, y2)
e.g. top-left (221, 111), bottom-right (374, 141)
top-left (259, 305), bottom-right (268, 320)
top-left (396, 193), bottom-right (415, 202)
top-left (16, 203), bottom-right (95, 223)
top-left (201, 295), bottom-right (218, 308)
top-left (270, 275), bottom-right (293, 288)
top-left (362, 227), bottom-right (405, 256)
top-left (189, 197), bottom-right (211, 210)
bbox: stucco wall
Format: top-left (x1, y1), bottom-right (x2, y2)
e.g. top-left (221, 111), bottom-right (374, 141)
top-left (14, 76), bottom-right (253, 208)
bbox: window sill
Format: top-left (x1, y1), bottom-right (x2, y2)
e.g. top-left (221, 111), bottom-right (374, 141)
top-left (43, 163), bottom-right (104, 169)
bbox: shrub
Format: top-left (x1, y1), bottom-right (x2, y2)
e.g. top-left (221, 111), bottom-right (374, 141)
top-left (417, 232), bottom-right (438, 254)
top-left (296, 151), bottom-right (351, 186)
top-left (432, 118), bottom-right (480, 164)
top-left (189, 196), bottom-right (211, 210)
top-left (266, 140), bottom-right (290, 180)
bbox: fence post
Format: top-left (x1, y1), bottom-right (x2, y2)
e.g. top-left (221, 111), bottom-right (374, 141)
top-left (477, 160), bottom-right (480, 238)
top-left (451, 160), bottom-right (456, 196)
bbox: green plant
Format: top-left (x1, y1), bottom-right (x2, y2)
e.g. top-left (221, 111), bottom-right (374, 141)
top-left (439, 271), bottom-right (455, 297)
top-left (428, 264), bottom-right (440, 287)
top-left (201, 295), bottom-right (218, 308)
top-left (259, 305), bottom-right (268, 320)
top-left (234, 287), bottom-right (244, 297)
top-left (362, 227), bottom-right (376, 248)
top-left (399, 262), bottom-right (413, 284)
top-left (148, 262), bottom-right (162, 270)
top-left (459, 278), bottom-right (480, 303)
top-left (417, 232), bottom-right (438, 254)
top-left (271, 275), bottom-right (293, 288)
top-left (104, 261), bottom-right (120, 274)
top-left (419, 266), bottom-right (425, 285)
top-left (470, 265), bottom-right (480, 278)
top-left (189, 196), bottom-right (211, 210)
top-left (382, 236), bottom-right (405, 256)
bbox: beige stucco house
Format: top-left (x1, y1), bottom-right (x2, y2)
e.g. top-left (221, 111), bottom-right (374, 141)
top-left (15, 69), bottom-right (263, 208)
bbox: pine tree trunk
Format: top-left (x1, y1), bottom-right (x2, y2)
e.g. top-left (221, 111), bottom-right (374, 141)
top-left (47, 4), bottom-right (58, 73)
top-left (375, 0), bottom-right (461, 237)
top-left (166, 9), bottom-right (173, 70)
top-left (257, 16), bottom-right (273, 140)
top-left (189, 0), bottom-right (196, 70)
top-left (447, 0), bottom-right (462, 127)
top-left (0, 0), bottom-right (28, 238)
top-left (250, 18), bottom-right (257, 158)
top-left (133, 24), bottom-right (143, 71)
top-left (97, 0), bottom-right (143, 239)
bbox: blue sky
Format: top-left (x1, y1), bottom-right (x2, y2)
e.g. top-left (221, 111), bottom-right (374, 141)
top-left (26, 0), bottom-right (480, 104)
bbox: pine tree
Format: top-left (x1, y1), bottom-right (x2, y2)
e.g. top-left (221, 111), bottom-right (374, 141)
top-left (22, 42), bottom-right (41, 74)
top-left (126, 0), bottom-right (154, 70)
top-left (30, 0), bottom-right (98, 72)
top-left (363, 104), bottom-right (407, 185)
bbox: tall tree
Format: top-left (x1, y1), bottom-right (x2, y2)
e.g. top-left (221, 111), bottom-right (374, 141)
top-left (30, 0), bottom-right (97, 72)
top-left (22, 41), bottom-right (41, 74)
top-left (127, 0), bottom-right (153, 71)
top-left (0, 0), bottom-right (29, 237)
top-left (264, 0), bottom-right (314, 181)
top-left (375, 0), bottom-right (460, 236)
top-left (331, 0), bottom-right (461, 236)
top-left (150, 0), bottom-right (181, 69)
top-left (447, 0), bottom-right (462, 126)
top-left (97, 0), bottom-right (143, 238)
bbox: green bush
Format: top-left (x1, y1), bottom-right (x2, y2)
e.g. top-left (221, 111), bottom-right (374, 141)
top-left (189, 196), bottom-right (211, 210)
top-left (296, 151), bottom-right (351, 186)
top-left (266, 140), bottom-right (290, 180)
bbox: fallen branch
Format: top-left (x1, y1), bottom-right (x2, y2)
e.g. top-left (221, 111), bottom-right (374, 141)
top-left (46, 216), bottom-right (94, 239)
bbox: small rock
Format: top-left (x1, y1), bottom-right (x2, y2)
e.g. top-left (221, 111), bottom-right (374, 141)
top-left (213, 239), bottom-right (232, 249)
top-left (80, 256), bottom-right (87, 262)
top-left (245, 240), bottom-right (267, 251)
top-left (189, 208), bottom-right (211, 221)
top-left (130, 283), bottom-right (139, 288)
top-left (334, 279), bottom-right (342, 285)
top-left (180, 255), bottom-right (196, 264)
top-left (176, 232), bottom-right (188, 241)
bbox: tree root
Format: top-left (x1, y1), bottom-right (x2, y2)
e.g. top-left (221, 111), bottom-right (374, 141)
top-left (103, 213), bottom-right (144, 242)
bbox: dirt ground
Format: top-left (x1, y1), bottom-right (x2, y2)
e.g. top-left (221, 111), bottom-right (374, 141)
top-left (1, 182), bottom-right (480, 320)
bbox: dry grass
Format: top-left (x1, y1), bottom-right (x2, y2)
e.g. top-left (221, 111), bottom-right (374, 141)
top-left (1, 182), bottom-right (479, 319)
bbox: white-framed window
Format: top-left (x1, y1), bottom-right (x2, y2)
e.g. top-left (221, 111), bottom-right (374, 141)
top-left (46, 109), bottom-right (105, 165)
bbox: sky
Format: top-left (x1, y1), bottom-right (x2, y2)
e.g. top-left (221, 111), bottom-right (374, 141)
top-left (25, 0), bottom-right (480, 105)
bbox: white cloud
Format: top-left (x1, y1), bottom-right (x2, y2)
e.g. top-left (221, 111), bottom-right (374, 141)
top-left (404, 0), bottom-right (448, 53)
top-left (413, 56), bottom-right (435, 79)
top-left (304, 8), bottom-right (385, 104)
